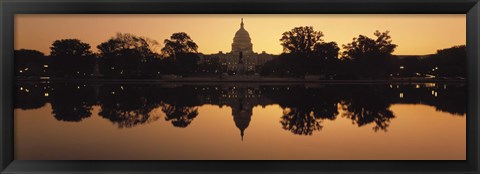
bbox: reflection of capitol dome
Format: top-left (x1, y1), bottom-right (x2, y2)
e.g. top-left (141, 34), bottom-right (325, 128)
top-left (234, 110), bottom-right (251, 141)
top-left (231, 18), bottom-right (253, 54)
top-left (232, 100), bottom-right (252, 141)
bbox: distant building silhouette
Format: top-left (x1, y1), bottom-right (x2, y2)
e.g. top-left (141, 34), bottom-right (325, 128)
top-left (199, 18), bottom-right (275, 74)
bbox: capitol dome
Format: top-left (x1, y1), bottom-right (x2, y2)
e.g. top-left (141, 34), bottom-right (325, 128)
top-left (231, 18), bottom-right (253, 54)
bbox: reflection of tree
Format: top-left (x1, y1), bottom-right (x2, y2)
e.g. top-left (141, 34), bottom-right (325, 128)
top-left (280, 107), bottom-right (324, 135)
top-left (14, 83), bottom-right (48, 110)
top-left (100, 105), bottom-right (158, 128)
top-left (341, 101), bottom-right (394, 132)
top-left (426, 85), bottom-right (466, 116)
top-left (340, 86), bottom-right (395, 132)
top-left (269, 86), bottom-right (340, 135)
top-left (52, 101), bottom-right (92, 122)
top-left (14, 83), bottom-right (466, 133)
top-left (161, 103), bottom-right (198, 128)
top-left (50, 84), bottom-right (95, 122)
top-left (389, 83), bottom-right (466, 116)
top-left (98, 85), bottom-right (160, 128)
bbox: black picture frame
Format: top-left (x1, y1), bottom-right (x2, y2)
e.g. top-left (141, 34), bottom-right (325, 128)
top-left (1, 0), bottom-right (479, 173)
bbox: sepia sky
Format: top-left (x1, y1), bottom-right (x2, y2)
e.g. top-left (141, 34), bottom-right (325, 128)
top-left (15, 14), bottom-right (465, 56)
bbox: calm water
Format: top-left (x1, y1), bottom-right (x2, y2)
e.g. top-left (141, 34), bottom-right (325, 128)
top-left (14, 82), bottom-right (466, 160)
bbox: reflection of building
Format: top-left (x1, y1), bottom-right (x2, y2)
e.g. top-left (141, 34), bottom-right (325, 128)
top-left (232, 98), bottom-right (252, 141)
top-left (198, 18), bottom-right (275, 74)
top-left (196, 85), bottom-right (272, 141)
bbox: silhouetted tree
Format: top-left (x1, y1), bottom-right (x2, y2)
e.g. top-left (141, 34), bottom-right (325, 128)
top-left (50, 39), bottom-right (92, 57)
top-left (423, 45), bottom-right (466, 78)
top-left (390, 55), bottom-right (424, 77)
top-left (97, 33), bottom-right (158, 78)
top-left (181, 53), bottom-right (201, 75)
top-left (14, 49), bottom-right (48, 77)
top-left (342, 30), bottom-right (397, 79)
top-left (98, 33), bottom-right (157, 58)
top-left (161, 32), bottom-right (199, 75)
top-left (161, 32), bottom-right (198, 57)
top-left (50, 39), bottom-right (95, 77)
top-left (261, 53), bottom-right (307, 77)
top-left (313, 41), bottom-right (340, 61)
top-left (274, 27), bottom-right (341, 76)
top-left (280, 26), bottom-right (324, 55)
top-left (312, 41), bottom-right (340, 77)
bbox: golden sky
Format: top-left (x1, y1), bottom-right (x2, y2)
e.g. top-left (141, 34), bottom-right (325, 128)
top-left (15, 14), bottom-right (465, 55)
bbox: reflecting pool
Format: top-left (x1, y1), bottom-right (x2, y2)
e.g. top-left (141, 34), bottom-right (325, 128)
top-left (14, 82), bottom-right (466, 160)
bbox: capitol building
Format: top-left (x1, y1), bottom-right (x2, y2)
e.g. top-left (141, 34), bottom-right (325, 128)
top-left (198, 18), bottom-right (275, 74)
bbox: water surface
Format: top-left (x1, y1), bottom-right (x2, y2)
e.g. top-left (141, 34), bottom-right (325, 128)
top-left (14, 82), bottom-right (466, 160)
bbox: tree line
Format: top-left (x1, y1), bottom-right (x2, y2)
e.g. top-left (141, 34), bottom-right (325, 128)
top-left (261, 26), bottom-right (466, 79)
top-left (15, 27), bottom-right (466, 79)
top-left (15, 32), bottom-right (203, 79)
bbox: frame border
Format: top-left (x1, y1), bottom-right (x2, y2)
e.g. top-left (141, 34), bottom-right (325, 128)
top-left (1, 0), bottom-right (479, 173)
